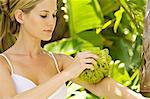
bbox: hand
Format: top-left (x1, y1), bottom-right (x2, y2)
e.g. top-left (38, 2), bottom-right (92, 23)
top-left (64, 51), bottom-right (98, 80)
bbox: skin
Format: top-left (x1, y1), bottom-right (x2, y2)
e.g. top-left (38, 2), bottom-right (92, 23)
top-left (0, 0), bottom-right (146, 99)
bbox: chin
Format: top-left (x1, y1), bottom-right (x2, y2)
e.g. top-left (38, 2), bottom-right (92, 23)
top-left (42, 36), bottom-right (52, 41)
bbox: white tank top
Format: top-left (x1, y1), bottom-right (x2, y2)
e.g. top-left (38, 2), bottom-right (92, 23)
top-left (0, 52), bottom-right (67, 99)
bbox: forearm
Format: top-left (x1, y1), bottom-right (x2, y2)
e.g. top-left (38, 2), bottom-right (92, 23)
top-left (74, 77), bottom-right (144, 99)
top-left (8, 71), bottom-right (70, 99)
top-left (96, 77), bottom-right (144, 99)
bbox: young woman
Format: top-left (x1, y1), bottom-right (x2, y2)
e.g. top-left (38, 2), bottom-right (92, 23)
top-left (0, 0), bottom-right (145, 99)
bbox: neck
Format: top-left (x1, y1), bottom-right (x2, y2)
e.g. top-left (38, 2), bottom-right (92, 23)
top-left (10, 28), bottom-right (43, 56)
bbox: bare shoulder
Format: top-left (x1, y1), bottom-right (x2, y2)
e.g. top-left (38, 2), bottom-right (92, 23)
top-left (0, 54), bottom-right (16, 97)
top-left (56, 53), bottom-right (74, 63)
top-left (0, 54), bottom-right (11, 74)
top-left (52, 53), bottom-right (74, 70)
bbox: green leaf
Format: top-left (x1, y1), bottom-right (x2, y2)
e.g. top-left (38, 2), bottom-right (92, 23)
top-left (77, 30), bottom-right (104, 47)
top-left (102, 20), bottom-right (112, 30)
top-left (99, 0), bottom-right (119, 15)
top-left (66, 83), bottom-right (84, 98)
top-left (110, 60), bottom-right (131, 86)
top-left (114, 7), bottom-right (124, 33)
top-left (67, 0), bottom-right (104, 35)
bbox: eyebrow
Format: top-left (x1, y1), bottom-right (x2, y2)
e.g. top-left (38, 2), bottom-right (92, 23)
top-left (40, 10), bottom-right (49, 12)
top-left (40, 9), bottom-right (58, 13)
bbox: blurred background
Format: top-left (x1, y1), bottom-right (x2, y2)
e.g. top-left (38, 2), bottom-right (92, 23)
top-left (0, 0), bottom-right (146, 99)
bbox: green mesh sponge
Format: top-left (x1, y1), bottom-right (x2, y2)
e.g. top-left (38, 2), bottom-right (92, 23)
top-left (78, 48), bottom-right (112, 84)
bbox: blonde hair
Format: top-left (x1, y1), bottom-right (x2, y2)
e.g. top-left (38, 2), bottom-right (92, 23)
top-left (0, 0), bottom-right (41, 51)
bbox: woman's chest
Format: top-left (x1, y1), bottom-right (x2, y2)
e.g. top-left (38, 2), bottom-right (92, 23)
top-left (11, 58), bottom-right (58, 85)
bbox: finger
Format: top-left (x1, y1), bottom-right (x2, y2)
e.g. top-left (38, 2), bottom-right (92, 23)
top-left (82, 58), bottom-right (97, 65)
top-left (77, 52), bottom-right (98, 58)
top-left (84, 53), bottom-right (99, 60)
top-left (78, 51), bottom-right (92, 54)
top-left (85, 64), bottom-right (94, 70)
top-left (75, 52), bottom-right (91, 59)
top-left (75, 52), bottom-right (99, 62)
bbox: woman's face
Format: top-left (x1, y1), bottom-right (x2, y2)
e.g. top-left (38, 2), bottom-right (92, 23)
top-left (21, 0), bottom-right (57, 41)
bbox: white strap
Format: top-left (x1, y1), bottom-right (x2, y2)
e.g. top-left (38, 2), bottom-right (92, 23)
top-left (49, 52), bottom-right (61, 73)
top-left (0, 54), bottom-right (14, 75)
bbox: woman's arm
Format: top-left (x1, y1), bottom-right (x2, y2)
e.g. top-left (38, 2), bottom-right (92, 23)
top-left (61, 55), bottom-right (144, 99)
top-left (94, 77), bottom-right (144, 99)
top-left (73, 77), bottom-right (144, 99)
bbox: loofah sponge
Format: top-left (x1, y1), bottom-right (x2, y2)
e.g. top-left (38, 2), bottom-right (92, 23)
top-left (78, 48), bottom-right (112, 84)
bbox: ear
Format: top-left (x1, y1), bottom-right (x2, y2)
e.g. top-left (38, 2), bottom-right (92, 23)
top-left (14, 9), bottom-right (24, 24)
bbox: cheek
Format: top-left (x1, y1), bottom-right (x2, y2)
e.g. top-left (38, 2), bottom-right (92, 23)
top-left (23, 15), bottom-right (45, 39)
top-left (27, 16), bottom-right (44, 32)
top-left (23, 14), bottom-right (54, 40)
top-left (30, 16), bottom-right (43, 27)
top-left (27, 16), bottom-right (53, 40)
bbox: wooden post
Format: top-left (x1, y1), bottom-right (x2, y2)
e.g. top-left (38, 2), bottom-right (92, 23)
top-left (140, 0), bottom-right (150, 97)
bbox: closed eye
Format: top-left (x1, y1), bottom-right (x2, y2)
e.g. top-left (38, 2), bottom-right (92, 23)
top-left (40, 15), bottom-right (47, 18)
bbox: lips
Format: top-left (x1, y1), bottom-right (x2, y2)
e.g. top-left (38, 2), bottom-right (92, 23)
top-left (43, 30), bottom-right (53, 33)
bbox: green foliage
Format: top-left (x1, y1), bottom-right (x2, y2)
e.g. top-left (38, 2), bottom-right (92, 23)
top-left (79, 48), bottom-right (112, 84)
top-left (99, 0), bottom-right (119, 15)
top-left (114, 7), bottom-right (124, 33)
top-left (110, 60), bottom-right (140, 92)
top-left (67, 0), bottom-right (104, 36)
top-left (65, 0), bottom-right (145, 73)
top-left (44, 38), bottom-right (94, 55)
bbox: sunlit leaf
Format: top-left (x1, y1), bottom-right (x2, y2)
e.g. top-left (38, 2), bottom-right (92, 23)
top-left (67, 0), bottom-right (104, 35)
top-left (114, 7), bottom-right (124, 33)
